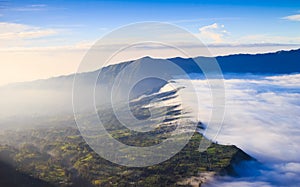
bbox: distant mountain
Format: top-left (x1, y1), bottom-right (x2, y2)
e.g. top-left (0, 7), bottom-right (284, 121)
top-left (90, 48), bottom-right (300, 77)
top-left (171, 48), bottom-right (300, 74)
top-left (0, 48), bottom-right (299, 121)
top-left (5, 48), bottom-right (300, 90)
top-left (6, 48), bottom-right (300, 89)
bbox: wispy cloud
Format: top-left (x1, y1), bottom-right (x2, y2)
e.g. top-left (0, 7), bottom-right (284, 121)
top-left (169, 17), bottom-right (240, 24)
top-left (0, 22), bottom-right (57, 40)
top-left (282, 14), bottom-right (300, 21)
top-left (0, 22), bottom-right (59, 48)
top-left (9, 4), bottom-right (48, 12)
top-left (0, 29), bottom-right (57, 40)
top-left (30, 4), bottom-right (47, 8)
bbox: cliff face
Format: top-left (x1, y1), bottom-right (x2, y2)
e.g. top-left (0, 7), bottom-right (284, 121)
top-left (220, 145), bottom-right (257, 177)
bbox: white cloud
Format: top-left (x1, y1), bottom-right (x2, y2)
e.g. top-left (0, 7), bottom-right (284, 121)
top-left (30, 4), bottom-right (47, 8)
top-left (170, 74), bottom-right (300, 163)
top-left (195, 23), bottom-right (300, 45)
top-left (0, 22), bottom-right (57, 40)
top-left (172, 74), bottom-right (300, 186)
top-left (0, 22), bottom-right (59, 48)
top-left (0, 22), bottom-right (29, 33)
top-left (0, 29), bottom-right (57, 40)
top-left (197, 23), bottom-right (229, 43)
top-left (282, 14), bottom-right (300, 21)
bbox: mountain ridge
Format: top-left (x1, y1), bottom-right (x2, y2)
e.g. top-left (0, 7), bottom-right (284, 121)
top-left (0, 48), bottom-right (299, 120)
top-left (2, 48), bottom-right (300, 88)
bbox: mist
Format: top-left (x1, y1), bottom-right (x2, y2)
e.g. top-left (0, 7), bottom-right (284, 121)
top-left (171, 73), bottom-right (300, 186)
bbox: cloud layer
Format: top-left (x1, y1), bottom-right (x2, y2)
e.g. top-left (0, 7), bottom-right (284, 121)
top-left (170, 73), bottom-right (300, 186)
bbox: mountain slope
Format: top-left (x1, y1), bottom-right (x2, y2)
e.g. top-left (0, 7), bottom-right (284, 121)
top-left (0, 48), bottom-right (299, 122)
top-left (6, 48), bottom-right (300, 89)
top-left (0, 125), bottom-right (257, 187)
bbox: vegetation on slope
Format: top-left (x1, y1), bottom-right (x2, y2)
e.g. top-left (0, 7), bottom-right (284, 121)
top-left (0, 125), bottom-right (254, 187)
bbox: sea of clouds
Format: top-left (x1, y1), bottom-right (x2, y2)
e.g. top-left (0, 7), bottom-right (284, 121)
top-left (1, 70), bottom-right (299, 186)
top-left (169, 73), bottom-right (300, 187)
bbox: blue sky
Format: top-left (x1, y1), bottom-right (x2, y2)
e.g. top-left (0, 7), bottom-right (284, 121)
top-left (1, 0), bottom-right (300, 46)
top-left (0, 0), bottom-right (300, 85)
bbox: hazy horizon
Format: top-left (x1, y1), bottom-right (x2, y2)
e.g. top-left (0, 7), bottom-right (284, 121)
top-left (1, 0), bottom-right (300, 86)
